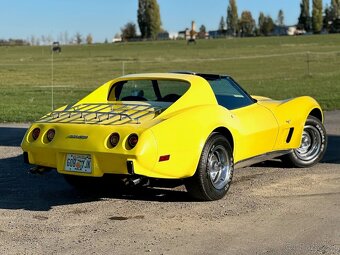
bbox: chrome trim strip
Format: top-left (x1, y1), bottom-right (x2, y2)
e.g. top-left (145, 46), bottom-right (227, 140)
top-left (235, 150), bottom-right (291, 169)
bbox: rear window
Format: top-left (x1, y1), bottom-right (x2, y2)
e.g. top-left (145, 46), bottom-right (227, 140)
top-left (108, 79), bottom-right (190, 103)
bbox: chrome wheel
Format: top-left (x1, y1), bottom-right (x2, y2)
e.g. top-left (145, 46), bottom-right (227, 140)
top-left (295, 124), bottom-right (322, 162)
top-left (207, 145), bottom-right (232, 190)
top-left (184, 133), bottom-right (234, 201)
top-left (282, 116), bottom-right (327, 168)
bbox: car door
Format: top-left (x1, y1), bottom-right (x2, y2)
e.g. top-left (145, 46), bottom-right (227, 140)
top-left (204, 75), bottom-right (279, 162)
top-left (231, 103), bottom-right (278, 161)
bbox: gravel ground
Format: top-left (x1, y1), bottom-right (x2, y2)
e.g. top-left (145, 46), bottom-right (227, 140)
top-left (0, 111), bottom-right (339, 255)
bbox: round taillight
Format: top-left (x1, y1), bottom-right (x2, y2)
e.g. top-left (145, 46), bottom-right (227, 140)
top-left (32, 128), bottom-right (40, 140)
top-left (127, 134), bottom-right (138, 148)
top-left (46, 129), bottom-right (55, 142)
top-left (109, 132), bottom-right (120, 147)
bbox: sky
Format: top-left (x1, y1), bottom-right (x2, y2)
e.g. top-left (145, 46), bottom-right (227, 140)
top-left (0, 0), bottom-right (332, 43)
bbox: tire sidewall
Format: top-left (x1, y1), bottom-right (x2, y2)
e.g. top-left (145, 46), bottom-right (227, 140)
top-left (198, 134), bottom-right (234, 200)
top-left (291, 116), bottom-right (327, 167)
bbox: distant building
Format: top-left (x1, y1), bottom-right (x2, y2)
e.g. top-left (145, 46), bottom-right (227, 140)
top-left (287, 26), bottom-right (306, 36)
top-left (273, 26), bottom-right (288, 36)
top-left (208, 29), bottom-right (228, 38)
top-left (178, 21), bottom-right (197, 40)
top-left (178, 28), bottom-right (190, 39)
top-left (157, 31), bottom-right (170, 40)
top-left (112, 37), bottom-right (122, 43)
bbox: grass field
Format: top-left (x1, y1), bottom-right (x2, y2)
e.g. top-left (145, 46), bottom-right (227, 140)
top-left (1, 34), bottom-right (340, 122)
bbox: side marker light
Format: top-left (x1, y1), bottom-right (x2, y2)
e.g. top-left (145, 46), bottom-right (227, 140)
top-left (159, 155), bottom-right (170, 162)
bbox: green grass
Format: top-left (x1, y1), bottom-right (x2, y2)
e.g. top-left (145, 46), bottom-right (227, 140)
top-left (1, 34), bottom-right (340, 122)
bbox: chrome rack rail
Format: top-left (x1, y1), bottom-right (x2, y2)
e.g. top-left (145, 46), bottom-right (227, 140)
top-left (37, 103), bottom-right (163, 125)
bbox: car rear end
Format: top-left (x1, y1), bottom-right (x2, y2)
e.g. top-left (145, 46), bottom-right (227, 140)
top-left (21, 103), bottom-right (159, 177)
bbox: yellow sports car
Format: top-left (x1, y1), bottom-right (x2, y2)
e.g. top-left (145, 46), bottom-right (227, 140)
top-left (21, 72), bottom-right (327, 200)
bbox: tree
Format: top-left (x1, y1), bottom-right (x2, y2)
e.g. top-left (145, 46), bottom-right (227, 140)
top-left (227, 0), bottom-right (238, 36)
top-left (263, 16), bottom-right (275, 36)
top-left (75, 33), bottom-right (82, 44)
top-left (30, 35), bottom-right (36, 46)
top-left (298, 0), bottom-right (311, 31)
top-left (46, 35), bottom-right (53, 45)
top-left (137, 0), bottom-right (162, 39)
top-left (218, 16), bottom-right (226, 35)
top-left (121, 22), bottom-right (137, 41)
top-left (198, 25), bottom-right (207, 39)
top-left (58, 32), bottom-right (63, 44)
top-left (149, 0), bottom-right (162, 39)
top-left (312, 0), bottom-right (323, 33)
top-left (239, 11), bottom-right (255, 37)
top-left (324, 5), bottom-right (333, 31)
top-left (258, 12), bottom-right (265, 35)
top-left (258, 13), bottom-right (274, 36)
top-left (63, 31), bottom-right (69, 45)
top-left (86, 34), bottom-right (93, 44)
top-left (277, 9), bottom-right (284, 26)
top-left (330, 0), bottom-right (340, 19)
top-left (138, 0), bottom-right (147, 38)
top-left (41, 35), bottom-right (46, 45)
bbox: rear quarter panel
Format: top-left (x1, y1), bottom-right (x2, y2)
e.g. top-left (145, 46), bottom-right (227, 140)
top-left (148, 105), bottom-right (240, 178)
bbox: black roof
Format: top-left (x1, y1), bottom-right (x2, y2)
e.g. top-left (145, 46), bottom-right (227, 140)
top-left (171, 71), bottom-right (230, 80)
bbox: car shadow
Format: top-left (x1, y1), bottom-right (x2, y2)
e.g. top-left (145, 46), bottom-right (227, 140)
top-left (0, 154), bottom-right (191, 212)
top-left (0, 127), bottom-right (27, 147)
top-left (322, 135), bottom-right (340, 164)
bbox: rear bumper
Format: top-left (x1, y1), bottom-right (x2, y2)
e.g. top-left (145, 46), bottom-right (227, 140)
top-left (23, 149), bottom-right (138, 177)
top-left (21, 122), bottom-right (198, 179)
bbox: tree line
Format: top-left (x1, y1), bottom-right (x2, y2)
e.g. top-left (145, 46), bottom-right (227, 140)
top-left (0, 39), bottom-right (29, 46)
top-left (299, 0), bottom-right (340, 33)
top-left (28, 32), bottom-right (95, 46)
top-left (224, 0), bottom-right (340, 37)
top-left (121, 0), bottom-right (340, 41)
top-left (0, 32), bottom-right (97, 46)
top-left (222, 0), bottom-right (283, 37)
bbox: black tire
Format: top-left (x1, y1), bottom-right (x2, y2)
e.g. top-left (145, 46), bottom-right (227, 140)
top-left (184, 133), bottom-right (234, 201)
top-left (282, 116), bottom-right (327, 168)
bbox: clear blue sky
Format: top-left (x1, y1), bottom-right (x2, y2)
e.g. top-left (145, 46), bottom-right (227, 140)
top-left (0, 0), bottom-right (331, 43)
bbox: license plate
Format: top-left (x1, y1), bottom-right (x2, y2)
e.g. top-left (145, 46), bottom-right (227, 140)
top-left (65, 154), bottom-right (92, 173)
